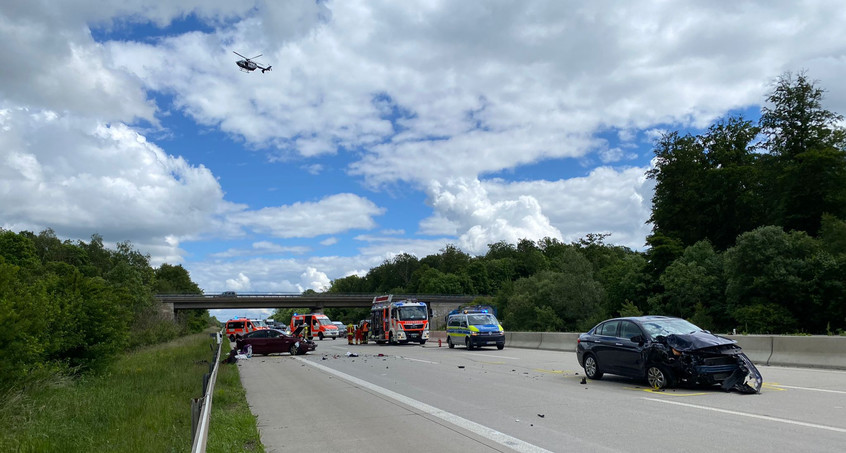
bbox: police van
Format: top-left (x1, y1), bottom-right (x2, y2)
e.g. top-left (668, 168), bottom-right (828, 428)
top-left (446, 309), bottom-right (505, 350)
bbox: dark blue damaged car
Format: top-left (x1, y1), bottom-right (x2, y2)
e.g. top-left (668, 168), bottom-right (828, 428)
top-left (577, 316), bottom-right (762, 394)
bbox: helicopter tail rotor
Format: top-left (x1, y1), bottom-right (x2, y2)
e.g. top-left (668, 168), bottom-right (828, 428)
top-left (262, 65), bottom-right (272, 73)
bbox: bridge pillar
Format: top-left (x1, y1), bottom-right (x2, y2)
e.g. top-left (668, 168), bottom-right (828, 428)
top-left (159, 301), bottom-right (175, 321)
top-left (428, 302), bottom-right (463, 331)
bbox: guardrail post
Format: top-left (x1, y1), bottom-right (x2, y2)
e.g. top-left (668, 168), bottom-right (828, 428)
top-left (191, 397), bottom-right (203, 443)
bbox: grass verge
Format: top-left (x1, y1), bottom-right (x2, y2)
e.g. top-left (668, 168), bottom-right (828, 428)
top-left (0, 333), bottom-right (263, 452)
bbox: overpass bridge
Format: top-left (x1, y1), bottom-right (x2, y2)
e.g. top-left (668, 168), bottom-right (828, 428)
top-left (156, 293), bottom-right (482, 329)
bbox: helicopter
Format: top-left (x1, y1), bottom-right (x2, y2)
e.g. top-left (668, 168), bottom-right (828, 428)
top-left (233, 51), bottom-right (272, 73)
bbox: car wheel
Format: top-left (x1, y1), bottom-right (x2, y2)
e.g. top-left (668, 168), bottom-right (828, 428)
top-left (646, 365), bottom-right (674, 389)
top-left (228, 334), bottom-right (235, 341)
top-left (388, 333), bottom-right (396, 345)
top-left (497, 343), bottom-right (505, 350)
top-left (584, 354), bottom-right (603, 380)
top-left (465, 337), bottom-right (473, 350)
top-left (447, 336), bottom-right (455, 349)
top-left (318, 332), bottom-right (324, 341)
top-left (289, 344), bottom-right (299, 356)
top-left (419, 340), bottom-right (426, 345)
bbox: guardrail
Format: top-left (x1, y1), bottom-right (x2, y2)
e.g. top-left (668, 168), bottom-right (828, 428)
top-left (191, 332), bottom-right (223, 453)
top-left (429, 331), bottom-right (846, 369)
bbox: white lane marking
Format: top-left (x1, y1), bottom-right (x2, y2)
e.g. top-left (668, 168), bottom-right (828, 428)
top-left (300, 358), bottom-right (552, 453)
top-left (644, 397), bottom-right (846, 433)
top-left (775, 385), bottom-right (846, 395)
top-left (401, 356), bottom-right (438, 364)
top-left (463, 352), bottom-right (520, 360)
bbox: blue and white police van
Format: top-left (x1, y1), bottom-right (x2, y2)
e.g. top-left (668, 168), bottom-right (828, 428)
top-left (446, 309), bottom-right (505, 350)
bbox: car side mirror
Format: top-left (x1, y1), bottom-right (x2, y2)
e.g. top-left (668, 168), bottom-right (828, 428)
top-left (630, 335), bottom-right (645, 344)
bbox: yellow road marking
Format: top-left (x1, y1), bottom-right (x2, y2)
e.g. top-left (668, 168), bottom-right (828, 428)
top-left (762, 382), bottom-right (787, 391)
top-left (534, 368), bottom-right (565, 374)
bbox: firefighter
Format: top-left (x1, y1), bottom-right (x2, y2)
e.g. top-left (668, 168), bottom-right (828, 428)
top-left (347, 322), bottom-right (355, 345)
top-left (361, 321), bottom-right (369, 344)
top-left (355, 323), bottom-right (362, 344)
top-left (302, 324), bottom-right (310, 340)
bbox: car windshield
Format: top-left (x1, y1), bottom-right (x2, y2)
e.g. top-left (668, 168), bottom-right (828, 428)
top-left (317, 317), bottom-right (331, 325)
top-left (640, 318), bottom-right (703, 339)
top-left (398, 306), bottom-right (427, 320)
top-left (467, 314), bottom-right (497, 325)
top-left (252, 320), bottom-right (267, 328)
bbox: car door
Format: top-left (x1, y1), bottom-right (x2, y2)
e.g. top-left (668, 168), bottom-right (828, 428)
top-left (248, 330), bottom-right (269, 354)
top-left (605, 321), bottom-right (647, 377)
top-left (266, 330), bottom-right (288, 353)
top-left (592, 320), bottom-right (621, 373)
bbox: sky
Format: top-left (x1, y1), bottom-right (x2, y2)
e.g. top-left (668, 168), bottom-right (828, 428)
top-left (2, 1), bottom-right (846, 322)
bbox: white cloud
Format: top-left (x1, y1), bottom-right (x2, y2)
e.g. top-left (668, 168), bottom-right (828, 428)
top-left (299, 267), bottom-right (330, 292)
top-left (225, 272), bottom-right (251, 291)
top-left (482, 166), bottom-right (655, 250)
top-left (426, 178), bottom-right (561, 255)
top-left (0, 107), bottom-right (227, 262)
top-left (211, 241), bottom-right (310, 258)
top-left (229, 193), bottom-right (385, 238)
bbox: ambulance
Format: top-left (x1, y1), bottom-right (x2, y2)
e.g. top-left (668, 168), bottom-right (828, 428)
top-left (289, 313), bottom-right (340, 340)
top-left (224, 318), bottom-right (265, 341)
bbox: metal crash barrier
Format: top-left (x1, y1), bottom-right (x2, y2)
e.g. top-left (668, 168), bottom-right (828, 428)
top-left (191, 332), bottom-right (223, 452)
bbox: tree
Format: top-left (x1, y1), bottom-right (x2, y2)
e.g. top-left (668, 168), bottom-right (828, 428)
top-left (504, 249), bottom-right (604, 332)
top-left (154, 264), bottom-right (201, 294)
top-left (647, 132), bottom-right (708, 247)
top-left (724, 226), bottom-right (819, 333)
top-left (650, 241), bottom-right (726, 328)
top-left (760, 72), bottom-right (846, 236)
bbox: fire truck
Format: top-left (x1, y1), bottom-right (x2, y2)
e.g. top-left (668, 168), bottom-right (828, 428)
top-left (369, 295), bottom-right (430, 345)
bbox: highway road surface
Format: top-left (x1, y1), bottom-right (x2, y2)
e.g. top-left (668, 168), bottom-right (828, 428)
top-left (236, 340), bottom-right (846, 452)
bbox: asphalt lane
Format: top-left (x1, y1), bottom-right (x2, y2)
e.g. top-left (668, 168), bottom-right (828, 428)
top-left (236, 341), bottom-right (846, 452)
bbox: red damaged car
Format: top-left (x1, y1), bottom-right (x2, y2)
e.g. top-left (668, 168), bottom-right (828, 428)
top-left (235, 327), bottom-right (316, 356)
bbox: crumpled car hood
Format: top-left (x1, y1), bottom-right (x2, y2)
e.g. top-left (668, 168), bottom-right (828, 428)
top-left (662, 331), bottom-right (762, 394)
top-left (664, 331), bottom-right (736, 351)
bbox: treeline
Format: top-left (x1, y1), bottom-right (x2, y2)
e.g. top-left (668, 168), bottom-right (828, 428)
top-left (327, 72), bottom-right (846, 335)
top-left (0, 229), bottom-right (213, 387)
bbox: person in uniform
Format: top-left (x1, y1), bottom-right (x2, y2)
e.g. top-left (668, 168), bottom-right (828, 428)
top-left (347, 322), bottom-right (355, 345)
top-left (361, 321), bottom-right (369, 344)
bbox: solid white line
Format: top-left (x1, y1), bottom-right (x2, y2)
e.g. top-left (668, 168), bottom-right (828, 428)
top-left (300, 358), bottom-right (552, 453)
top-left (644, 397), bottom-right (846, 433)
top-left (775, 384), bottom-right (846, 394)
top-left (463, 352), bottom-right (520, 360)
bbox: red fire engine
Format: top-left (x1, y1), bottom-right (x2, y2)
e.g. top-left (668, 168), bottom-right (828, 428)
top-left (369, 295), bottom-right (430, 345)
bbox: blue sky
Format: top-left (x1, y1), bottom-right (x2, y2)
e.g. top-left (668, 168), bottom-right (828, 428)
top-left (2, 1), bottom-right (845, 321)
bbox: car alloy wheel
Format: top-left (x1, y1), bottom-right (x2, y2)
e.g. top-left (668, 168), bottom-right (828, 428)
top-left (289, 344), bottom-right (299, 356)
top-left (584, 355), bottom-right (603, 379)
top-left (647, 366), bottom-right (670, 389)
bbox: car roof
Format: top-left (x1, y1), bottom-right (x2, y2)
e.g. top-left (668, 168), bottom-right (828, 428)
top-left (603, 316), bottom-right (679, 322)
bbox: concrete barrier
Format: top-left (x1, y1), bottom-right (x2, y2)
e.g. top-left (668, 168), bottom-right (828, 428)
top-left (768, 336), bottom-right (846, 369)
top-left (538, 332), bottom-right (579, 352)
top-left (508, 331), bottom-right (542, 349)
top-left (725, 335), bottom-right (773, 365)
